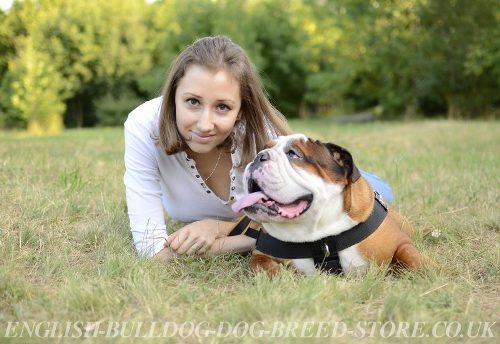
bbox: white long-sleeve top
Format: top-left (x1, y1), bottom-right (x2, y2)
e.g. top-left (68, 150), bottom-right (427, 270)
top-left (123, 97), bottom-right (246, 257)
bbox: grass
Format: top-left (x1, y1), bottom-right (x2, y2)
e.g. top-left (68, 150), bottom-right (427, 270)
top-left (0, 120), bottom-right (498, 343)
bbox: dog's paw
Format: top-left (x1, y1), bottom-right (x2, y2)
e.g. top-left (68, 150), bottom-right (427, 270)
top-left (250, 253), bottom-right (284, 277)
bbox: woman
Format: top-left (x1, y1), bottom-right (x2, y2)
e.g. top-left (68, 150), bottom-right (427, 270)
top-left (124, 36), bottom-right (290, 262)
top-left (124, 36), bottom-right (392, 262)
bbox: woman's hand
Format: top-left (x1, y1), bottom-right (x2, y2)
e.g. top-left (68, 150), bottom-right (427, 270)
top-left (165, 219), bottom-right (223, 255)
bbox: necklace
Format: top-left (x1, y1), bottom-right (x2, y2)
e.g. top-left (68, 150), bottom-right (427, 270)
top-left (203, 150), bottom-right (222, 182)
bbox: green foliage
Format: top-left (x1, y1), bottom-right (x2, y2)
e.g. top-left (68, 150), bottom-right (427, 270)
top-left (1, 0), bottom-right (152, 132)
top-left (9, 36), bottom-right (65, 134)
top-left (249, 0), bottom-right (310, 116)
top-left (417, 0), bottom-right (500, 118)
top-left (94, 92), bottom-right (144, 127)
top-left (302, 0), bottom-right (499, 118)
top-left (0, 0), bottom-right (498, 131)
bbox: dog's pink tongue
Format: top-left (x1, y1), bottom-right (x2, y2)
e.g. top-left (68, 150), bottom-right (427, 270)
top-left (277, 199), bottom-right (309, 218)
top-left (231, 192), bottom-right (267, 213)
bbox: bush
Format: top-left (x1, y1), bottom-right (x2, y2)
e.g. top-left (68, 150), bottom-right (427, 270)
top-left (94, 93), bottom-right (144, 127)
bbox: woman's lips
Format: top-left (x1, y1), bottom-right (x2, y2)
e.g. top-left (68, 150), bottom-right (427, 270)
top-left (190, 131), bottom-right (216, 143)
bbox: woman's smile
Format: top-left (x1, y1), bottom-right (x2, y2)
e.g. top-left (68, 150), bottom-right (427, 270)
top-left (190, 131), bottom-right (216, 143)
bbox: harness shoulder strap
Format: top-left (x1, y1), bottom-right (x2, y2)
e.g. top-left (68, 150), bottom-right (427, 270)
top-left (325, 191), bottom-right (388, 252)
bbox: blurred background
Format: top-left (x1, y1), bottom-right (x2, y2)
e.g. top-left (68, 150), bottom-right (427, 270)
top-left (0, 0), bottom-right (498, 134)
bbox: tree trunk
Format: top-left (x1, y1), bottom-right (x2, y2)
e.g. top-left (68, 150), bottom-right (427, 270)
top-left (73, 94), bottom-right (84, 128)
top-left (404, 100), bottom-right (418, 120)
top-left (446, 94), bottom-right (462, 119)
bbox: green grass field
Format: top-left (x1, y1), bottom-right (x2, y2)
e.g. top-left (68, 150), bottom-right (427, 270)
top-left (0, 120), bottom-right (498, 343)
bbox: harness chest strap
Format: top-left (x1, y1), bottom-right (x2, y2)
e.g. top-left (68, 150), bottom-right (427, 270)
top-left (255, 191), bottom-right (389, 273)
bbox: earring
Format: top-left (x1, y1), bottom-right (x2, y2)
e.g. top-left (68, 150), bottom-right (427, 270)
top-left (220, 130), bottom-right (236, 153)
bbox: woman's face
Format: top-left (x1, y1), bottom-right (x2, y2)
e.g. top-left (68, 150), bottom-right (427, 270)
top-left (175, 64), bottom-right (241, 154)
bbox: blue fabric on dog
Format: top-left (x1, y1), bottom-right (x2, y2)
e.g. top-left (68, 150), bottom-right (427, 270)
top-left (360, 170), bottom-right (393, 203)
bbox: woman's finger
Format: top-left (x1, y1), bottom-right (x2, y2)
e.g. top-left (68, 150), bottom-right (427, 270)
top-left (164, 232), bottom-right (176, 247)
top-left (167, 231), bottom-right (187, 251)
top-left (186, 242), bottom-right (204, 255)
top-left (176, 236), bottom-right (199, 255)
top-left (195, 243), bottom-right (210, 256)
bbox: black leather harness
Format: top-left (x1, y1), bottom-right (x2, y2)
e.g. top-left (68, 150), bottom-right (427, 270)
top-left (228, 216), bottom-right (261, 239)
top-left (229, 191), bottom-right (389, 274)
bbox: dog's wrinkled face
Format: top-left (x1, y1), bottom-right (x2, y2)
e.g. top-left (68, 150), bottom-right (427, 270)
top-left (232, 134), bottom-right (356, 225)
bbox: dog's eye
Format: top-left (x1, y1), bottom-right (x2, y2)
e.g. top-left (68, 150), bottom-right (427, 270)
top-left (286, 148), bottom-right (302, 160)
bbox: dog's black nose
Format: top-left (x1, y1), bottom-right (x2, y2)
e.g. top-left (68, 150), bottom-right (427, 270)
top-left (256, 151), bottom-right (270, 162)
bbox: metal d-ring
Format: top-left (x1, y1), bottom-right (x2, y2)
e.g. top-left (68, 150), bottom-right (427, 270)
top-left (321, 242), bottom-right (330, 257)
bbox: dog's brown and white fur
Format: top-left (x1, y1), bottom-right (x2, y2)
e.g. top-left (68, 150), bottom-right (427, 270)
top-left (232, 134), bottom-right (424, 275)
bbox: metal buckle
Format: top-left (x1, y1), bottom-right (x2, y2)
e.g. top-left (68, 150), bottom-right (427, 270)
top-left (374, 191), bottom-right (388, 211)
top-left (321, 243), bottom-right (330, 257)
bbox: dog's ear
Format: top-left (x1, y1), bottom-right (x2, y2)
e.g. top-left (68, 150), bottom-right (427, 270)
top-left (325, 143), bottom-right (358, 182)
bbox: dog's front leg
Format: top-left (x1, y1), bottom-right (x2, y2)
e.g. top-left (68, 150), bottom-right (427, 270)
top-left (250, 250), bottom-right (289, 277)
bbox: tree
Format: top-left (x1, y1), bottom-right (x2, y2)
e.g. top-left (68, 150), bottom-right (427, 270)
top-left (417, 0), bottom-right (499, 118)
top-left (1, 0), bottom-right (152, 131)
top-left (248, 0), bottom-right (309, 117)
top-left (9, 36), bottom-right (65, 134)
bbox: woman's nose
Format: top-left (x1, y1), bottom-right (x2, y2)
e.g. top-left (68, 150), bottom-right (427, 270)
top-left (197, 108), bottom-right (214, 132)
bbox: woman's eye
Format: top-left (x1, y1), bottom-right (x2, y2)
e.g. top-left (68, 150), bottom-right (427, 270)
top-left (186, 98), bottom-right (199, 106)
top-left (286, 149), bottom-right (301, 159)
top-left (217, 104), bottom-right (230, 112)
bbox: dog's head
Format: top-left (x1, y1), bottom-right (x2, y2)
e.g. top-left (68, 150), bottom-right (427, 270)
top-left (232, 134), bottom-right (360, 241)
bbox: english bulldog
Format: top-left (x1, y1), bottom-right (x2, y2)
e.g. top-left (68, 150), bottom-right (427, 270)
top-left (232, 134), bottom-right (424, 275)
